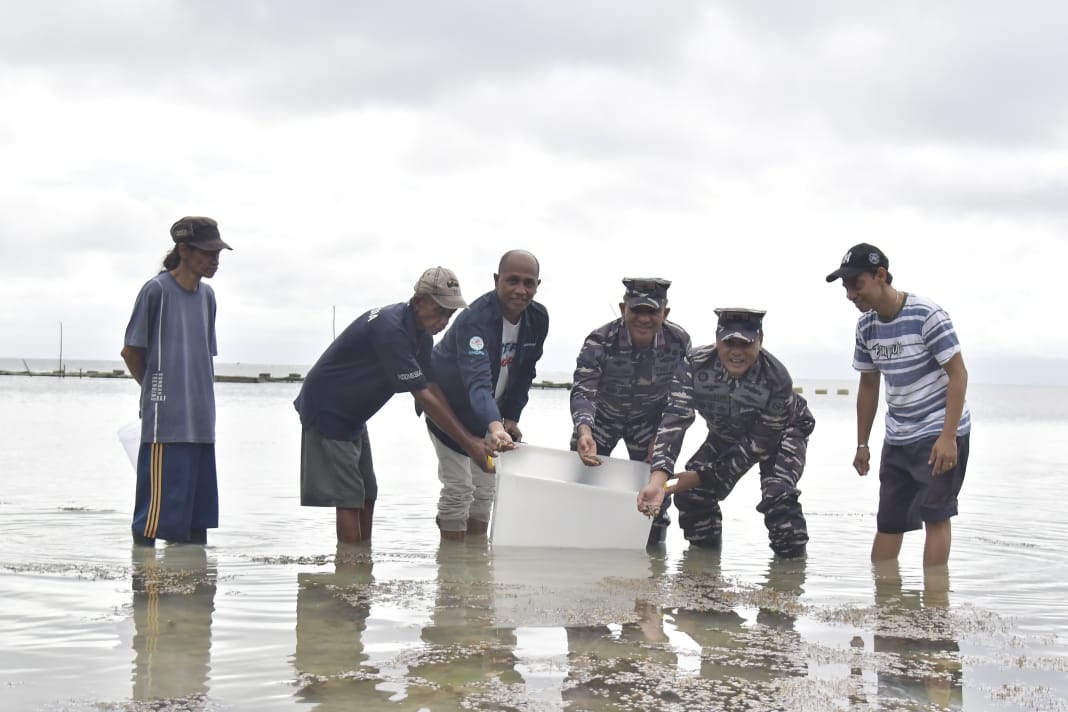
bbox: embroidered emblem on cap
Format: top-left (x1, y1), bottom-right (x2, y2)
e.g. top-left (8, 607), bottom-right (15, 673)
top-left (868, 252), bottom-right (881, 264)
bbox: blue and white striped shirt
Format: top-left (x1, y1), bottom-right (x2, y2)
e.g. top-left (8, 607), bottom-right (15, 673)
top-left (853, 294), bottom-right (971, 445)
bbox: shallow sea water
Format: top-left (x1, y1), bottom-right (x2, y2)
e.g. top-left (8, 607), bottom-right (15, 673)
top-left (1, 369), bottom-right (1066, 711)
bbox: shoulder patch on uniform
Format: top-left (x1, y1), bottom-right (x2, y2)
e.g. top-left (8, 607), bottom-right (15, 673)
top-left (469, 336), bottom-right (485, 352)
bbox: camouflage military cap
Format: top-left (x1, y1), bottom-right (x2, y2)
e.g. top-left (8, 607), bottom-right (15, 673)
top-left (170, 216), bottom-right (232, 250)
top-left (623, 277), bottom-right (671, 310)
top-left (714, 307), bottom-right (766, 343)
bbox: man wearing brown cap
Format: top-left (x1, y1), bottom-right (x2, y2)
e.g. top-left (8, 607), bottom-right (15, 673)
top-left (294, 267), bottom-right (498, 546)
top-left (122, 216), bottom-right (233, 547)
top-left (637, 308), bottom-right (815, 558)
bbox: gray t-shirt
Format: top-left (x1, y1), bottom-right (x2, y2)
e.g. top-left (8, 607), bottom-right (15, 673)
top-left (124, 272), bottom-right (218, 443)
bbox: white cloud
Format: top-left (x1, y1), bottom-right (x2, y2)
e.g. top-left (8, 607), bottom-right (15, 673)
top-left (2, 1), bottom-right (1067, 384)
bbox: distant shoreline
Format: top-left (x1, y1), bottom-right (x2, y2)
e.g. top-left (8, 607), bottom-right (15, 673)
top-left (0, 367), bottom-right (576, 389)
top-left (0, 368), bottom-right (852, 394)
top-left (0, 366), bottom-right (299, 384)
top-left (5, 356), bottom-right (1068, 388)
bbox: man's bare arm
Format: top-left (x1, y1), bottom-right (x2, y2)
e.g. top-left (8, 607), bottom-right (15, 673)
top-left (121, 345), bottom-right (146, 385)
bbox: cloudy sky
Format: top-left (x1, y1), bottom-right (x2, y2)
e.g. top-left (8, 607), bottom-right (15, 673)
top-left (2, 1), bottom-right (1066, 385)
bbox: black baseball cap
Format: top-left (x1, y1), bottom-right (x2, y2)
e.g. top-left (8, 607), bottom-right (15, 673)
top-left (825, 243), bottom-right (888, 282)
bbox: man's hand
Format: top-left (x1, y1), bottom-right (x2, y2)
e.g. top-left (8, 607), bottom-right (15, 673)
top-left (503, 419), bottom-right (523, 442)
top-left (576, 427), bottom-right (601, 466)
top-left (465, 437), bottom-right (498, 474)
top-left (637, 470), bottom-right (669, 515)
top-left (929, 434), bottom-right (958, 476)
top-left (853, 445), bottom-right (871, 476)
top-left (486, 421), bottom-right (517, 451)
top-left (664, 471), bottom-right (701, 494)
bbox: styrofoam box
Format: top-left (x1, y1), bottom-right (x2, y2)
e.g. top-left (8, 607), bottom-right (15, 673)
top-left (490, 443), bottom-right (652, 549)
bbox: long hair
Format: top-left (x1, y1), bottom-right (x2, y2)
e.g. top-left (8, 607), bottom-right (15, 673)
top-left (161, 245), bottom-right (181, 272)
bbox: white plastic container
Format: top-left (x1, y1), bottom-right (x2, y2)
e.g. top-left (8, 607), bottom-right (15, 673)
top-left (490, 443), bottom-right (653, 549)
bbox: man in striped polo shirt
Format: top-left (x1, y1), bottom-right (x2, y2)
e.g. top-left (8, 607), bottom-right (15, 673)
top-left (827, 244), bottom-right (971, 567)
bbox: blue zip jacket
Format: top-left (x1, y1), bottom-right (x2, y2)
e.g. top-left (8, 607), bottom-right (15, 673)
top-left (426, 289), bottom-right (550, 454)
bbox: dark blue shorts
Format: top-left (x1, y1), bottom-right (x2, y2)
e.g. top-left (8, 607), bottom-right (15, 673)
top-left (877, 434), bottom-right (969, 534)
top-left (133, 442), bottom-right (219, 542)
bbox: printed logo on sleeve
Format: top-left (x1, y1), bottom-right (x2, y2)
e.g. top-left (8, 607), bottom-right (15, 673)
top-left (397, 369), bottom-right (424, 381)
top-left (469, 336), bottom-right (485, 352)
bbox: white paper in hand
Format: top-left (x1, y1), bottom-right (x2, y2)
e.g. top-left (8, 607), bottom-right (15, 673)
top-left (117, 422), bottom-right (140, 471)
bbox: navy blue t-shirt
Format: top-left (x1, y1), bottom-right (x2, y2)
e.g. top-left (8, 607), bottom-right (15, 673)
top-left (294, 301), bottom-right (433, 440)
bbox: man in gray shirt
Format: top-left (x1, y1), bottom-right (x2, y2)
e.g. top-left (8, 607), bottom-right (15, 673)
top-left (121, 216), bottom-right (232, 546)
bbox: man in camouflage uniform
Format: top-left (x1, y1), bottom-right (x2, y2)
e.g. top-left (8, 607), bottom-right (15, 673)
top-left (637, 308), bottom-right (814, 557)
top-left (570, 277), bottom-right (691, 545)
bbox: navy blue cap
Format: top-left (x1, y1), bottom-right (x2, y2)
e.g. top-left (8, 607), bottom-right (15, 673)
top-left (715, 307), bottom-right (766, 343)
top-left (623, 277), bottom-right (671, 310)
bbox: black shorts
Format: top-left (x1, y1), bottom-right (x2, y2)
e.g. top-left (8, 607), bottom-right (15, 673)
top-left (300, 427), bottom-right (377, 508)
top-left (877, 434), bottom-right (969, 533)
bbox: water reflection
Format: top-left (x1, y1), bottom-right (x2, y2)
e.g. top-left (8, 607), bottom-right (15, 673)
top-left (292, 545), bottom-right (392, 708)
top-left (561, 554), bottom-right (675, 710)
top-left (869, 562), bottom-right (963, 709)
top-left (671, 550), bottom-right (808, 687)
top-left (407, 543), bottom-right (522, 706)
top-left (130, 544), bottom-right (216, 705)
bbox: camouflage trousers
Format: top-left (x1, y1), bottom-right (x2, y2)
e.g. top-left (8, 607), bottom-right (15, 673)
top-left (569, 418), bottom-right (659, 462)
top-left (675, 426), bottom-right (810, 555)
